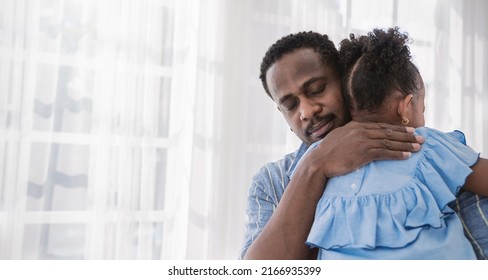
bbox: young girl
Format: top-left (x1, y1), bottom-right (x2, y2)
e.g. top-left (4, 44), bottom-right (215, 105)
top-left (295, 27), bottom-right (488, 259)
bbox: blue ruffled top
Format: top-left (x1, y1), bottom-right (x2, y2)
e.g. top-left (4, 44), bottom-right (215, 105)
top-left (300, 127), bottom-right (479, 259)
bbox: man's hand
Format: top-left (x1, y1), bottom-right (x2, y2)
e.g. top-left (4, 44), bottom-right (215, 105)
top-left (305, 121), bottom-right (424, 178)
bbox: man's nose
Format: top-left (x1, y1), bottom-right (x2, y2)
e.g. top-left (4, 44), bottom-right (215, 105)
top-left (299, 99), bottom-right (320, 121)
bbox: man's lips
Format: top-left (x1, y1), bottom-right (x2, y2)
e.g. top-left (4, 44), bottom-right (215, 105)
top-left (307, 119), bottom-right (334, 138)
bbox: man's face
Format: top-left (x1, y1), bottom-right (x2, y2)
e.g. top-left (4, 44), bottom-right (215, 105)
top-left (266, 48), bottom-right (349, 146)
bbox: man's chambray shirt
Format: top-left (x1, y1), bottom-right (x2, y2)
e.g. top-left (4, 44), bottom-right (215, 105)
top-left (240, 143), bottom-right (488, 259)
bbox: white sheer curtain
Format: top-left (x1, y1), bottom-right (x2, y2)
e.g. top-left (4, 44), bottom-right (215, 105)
top-left (1, 0), bottom-right (178, 259)
top-left (0, 0), bottom-right (486, 260)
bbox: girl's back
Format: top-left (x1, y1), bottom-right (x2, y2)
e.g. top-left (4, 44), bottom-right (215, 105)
top-left (306, 127), bottom-right (478, 259)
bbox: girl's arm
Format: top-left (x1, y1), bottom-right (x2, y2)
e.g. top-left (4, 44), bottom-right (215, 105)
top-left (463, 158), bottom-right (488, 196)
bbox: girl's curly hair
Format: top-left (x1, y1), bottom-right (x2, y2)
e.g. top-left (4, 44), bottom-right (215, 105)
top-left (339, 27), bottom-right (421, 113)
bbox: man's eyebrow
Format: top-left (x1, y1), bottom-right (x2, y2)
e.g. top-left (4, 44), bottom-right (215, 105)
top-left (277, 77), bottom-right (326, 105)
top-left (300, 77), bottom-right (325, 91)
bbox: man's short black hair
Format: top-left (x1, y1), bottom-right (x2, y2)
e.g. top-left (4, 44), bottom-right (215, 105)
top-left (259, 31), bottom-right (339, 98)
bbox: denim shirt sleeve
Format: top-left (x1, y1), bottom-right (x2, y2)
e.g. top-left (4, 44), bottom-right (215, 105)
top-left (239, 166), bottom-right (282, 259)
top-left (239, 143), bottom-right (308, 259)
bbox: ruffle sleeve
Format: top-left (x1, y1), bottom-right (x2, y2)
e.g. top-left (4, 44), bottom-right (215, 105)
top-left (306, 127), bottom-right (480, 250)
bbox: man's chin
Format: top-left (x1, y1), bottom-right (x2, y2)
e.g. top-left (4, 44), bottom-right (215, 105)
top-left (311, 132), bottom-right (328, 144)
top-left (302, 134), bottom-right (326, 146)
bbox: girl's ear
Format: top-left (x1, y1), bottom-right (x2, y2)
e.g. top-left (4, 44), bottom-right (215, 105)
top-left (397, 94), bottom-right (414, 123)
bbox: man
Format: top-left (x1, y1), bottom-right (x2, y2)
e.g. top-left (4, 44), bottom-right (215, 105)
top-left (240, 31), bottom-right (487, 260)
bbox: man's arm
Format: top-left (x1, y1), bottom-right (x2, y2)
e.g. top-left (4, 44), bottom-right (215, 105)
top-left (452, 157), bottom-right (488, 259)
top-left (243, 161), bottom-right (328, 259)
top-left (243, 121), bottom-right (422, 260)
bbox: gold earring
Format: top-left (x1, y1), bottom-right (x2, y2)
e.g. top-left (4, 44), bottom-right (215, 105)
top-left (402, 117), bottom-right (409, 125)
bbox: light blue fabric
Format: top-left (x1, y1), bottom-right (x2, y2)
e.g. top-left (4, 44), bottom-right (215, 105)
top-left (241, 127), bottom-right (488, 260)
top-left (299, 127), bottom-right (478, 259)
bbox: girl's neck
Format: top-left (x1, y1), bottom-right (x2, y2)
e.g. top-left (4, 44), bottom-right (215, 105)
top-left (352, 110), bottom-right (403, 126)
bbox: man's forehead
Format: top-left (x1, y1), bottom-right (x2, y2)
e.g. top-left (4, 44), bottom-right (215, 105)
top-left (266, 49), bottom-right (328, 98)
top-left (279, 48), bottom-right (322, 69)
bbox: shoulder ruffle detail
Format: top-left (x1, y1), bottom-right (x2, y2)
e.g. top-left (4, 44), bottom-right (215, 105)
top-left (306, 127), bottom-right (479, 250)
top-left (416, 128), bottom-right (479, 212)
